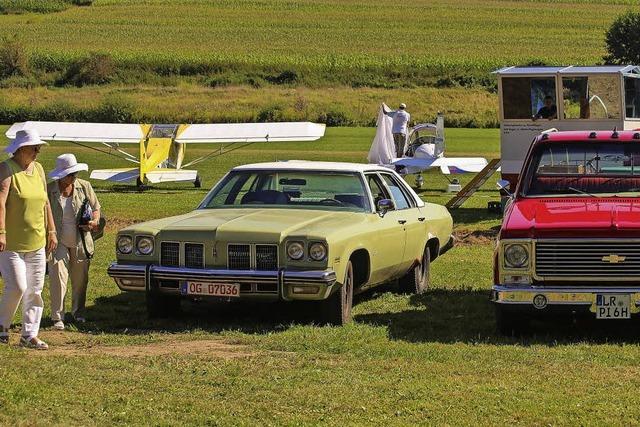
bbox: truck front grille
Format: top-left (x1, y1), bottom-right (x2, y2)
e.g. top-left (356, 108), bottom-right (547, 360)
top-left (536, 240), bottom-right (640, 280)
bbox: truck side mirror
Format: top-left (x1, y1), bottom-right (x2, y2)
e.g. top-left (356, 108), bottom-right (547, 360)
top-left (496, 180), bottom-right (511, 191)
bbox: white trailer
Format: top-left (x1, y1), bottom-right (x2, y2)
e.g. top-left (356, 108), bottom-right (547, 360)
top-left (495, 65), bottom-right (640, 188)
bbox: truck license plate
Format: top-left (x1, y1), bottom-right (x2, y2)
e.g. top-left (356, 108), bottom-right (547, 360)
top-left (181, 282), bottom-right (240, 297)
top-left (595, 294), bottom-right (630, 319)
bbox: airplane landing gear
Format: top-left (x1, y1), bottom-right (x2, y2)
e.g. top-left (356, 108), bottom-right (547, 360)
top-left (194, 175), bottom-right (202, 188)
top-left (136, 177), bottom-right (145, 191)
top-left (414, 174), bottom-right (424, 189)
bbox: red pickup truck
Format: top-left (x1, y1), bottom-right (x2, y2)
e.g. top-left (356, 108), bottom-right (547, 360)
top-left (492, 129), bottom-right (640, 334)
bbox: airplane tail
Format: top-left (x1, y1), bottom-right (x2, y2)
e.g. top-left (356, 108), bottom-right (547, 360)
top-left (90, 168), bottom-right (198, 184)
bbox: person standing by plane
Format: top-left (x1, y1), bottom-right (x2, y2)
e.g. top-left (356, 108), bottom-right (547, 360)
top-left (47, 154), bottom-right (102, 330)
top-left (385, 103), bottom-right (411, 158)
top-left (0, 129), bottom-right (56, 350)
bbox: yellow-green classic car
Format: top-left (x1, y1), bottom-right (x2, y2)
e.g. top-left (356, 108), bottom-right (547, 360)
top-left (108, 161), bottom-right (453, 324)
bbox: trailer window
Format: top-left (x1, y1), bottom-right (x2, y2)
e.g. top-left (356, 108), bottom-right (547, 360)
top-left (502, 77), bottom-right (556, 120)
top-left (562, 76), bottom-right (620, 120)
top-left (624, 76), bottom-right (640, 119)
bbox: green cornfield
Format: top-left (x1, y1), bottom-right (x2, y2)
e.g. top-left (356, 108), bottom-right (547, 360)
top-left (0, 0), bottom-right (633, 79)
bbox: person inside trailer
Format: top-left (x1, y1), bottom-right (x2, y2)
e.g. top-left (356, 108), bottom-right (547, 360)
top-left (533, 95), bottom-right (557, 120)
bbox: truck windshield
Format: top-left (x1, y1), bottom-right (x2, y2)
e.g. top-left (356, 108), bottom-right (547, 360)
top-left (200, 170), bottom-right (370, 212)
top-left (524, 142), bottom-right (640, 196)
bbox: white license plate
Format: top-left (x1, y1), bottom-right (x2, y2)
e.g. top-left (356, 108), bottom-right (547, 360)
top-left (595, 294), bottom-right (631, 319)
top-left (181, 281), bottom-right (240, 297)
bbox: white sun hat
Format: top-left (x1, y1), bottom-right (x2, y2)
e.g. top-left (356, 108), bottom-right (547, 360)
top-left (4, 129), bottom-right (47, 154)
top-left (48, 154), bottom-right (89, 180)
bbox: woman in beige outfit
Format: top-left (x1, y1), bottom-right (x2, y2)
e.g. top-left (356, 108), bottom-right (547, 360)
top-left (47, 154), bottom-right (101, 330)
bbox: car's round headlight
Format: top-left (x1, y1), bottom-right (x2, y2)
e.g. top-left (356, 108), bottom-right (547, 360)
top-left (287, 242), bottom-right (304, 260)
top-left (117, 235), bottom-right (133, 254)
top-left (136, 236), bottom-right (154, 255)
top-left (309, 242), bottom-right (327, 261)
top-left (505, 244), bottom-right (528, 268)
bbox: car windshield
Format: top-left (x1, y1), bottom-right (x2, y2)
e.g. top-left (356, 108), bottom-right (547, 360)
top-left (201, 170), bottom-right (371, 212)
top-left (524, 142), bottom-right (640, 196)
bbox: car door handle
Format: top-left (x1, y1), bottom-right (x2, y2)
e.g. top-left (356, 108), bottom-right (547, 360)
top-left (418, 217), bottom-right (426, 222)
top-left (398, 220), bottom-right (407, 224)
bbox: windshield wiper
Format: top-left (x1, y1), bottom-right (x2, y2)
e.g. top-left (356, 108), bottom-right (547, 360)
top-left (567, 187), bottom-right (600, 198)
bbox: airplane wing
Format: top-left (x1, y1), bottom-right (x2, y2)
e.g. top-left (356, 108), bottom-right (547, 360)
top-left (431, 157), bottom-right (488, 174)
top-left (391, 156), bottom-right (488, 175)
top-left (6, 121), bottom-right (144, 143)
top-left (175, 122), bottom-right (326, 143)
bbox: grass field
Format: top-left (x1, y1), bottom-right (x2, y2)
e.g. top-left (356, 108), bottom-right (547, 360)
top-left (2, 127), bottom-right (640, 425)
top-left (0, 0), bottom-right (634, 126)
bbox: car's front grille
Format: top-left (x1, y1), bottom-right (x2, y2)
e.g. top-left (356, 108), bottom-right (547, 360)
top-left (185, 243), bottom-right (204, 269)
top-left (160, 242), bottom-right (180, 267)
top-left (536, 240), bottom-right (640, 280)
top-left (228, 244), bottom-right (251, 270)
top-left (256, 245), bottom-right (278, 271)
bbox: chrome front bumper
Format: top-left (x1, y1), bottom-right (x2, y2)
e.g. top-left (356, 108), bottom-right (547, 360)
top-left (108, 262), bottom-right (338, 301)
top-left (492, 285), bottom-right (640, 313)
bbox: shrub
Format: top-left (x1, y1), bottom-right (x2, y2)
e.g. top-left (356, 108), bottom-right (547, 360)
top-left (266, 70), bottom-right (299, 85)
top-left (317, 108), bottom-right (353, 127)
top-left (63, 52), bottom-right (115, 86)
top-left (257, 105), bottom-right (285, 122)
top-left (604, 12), bottom-right (640, 65)
top-left (90, 96), bottom-right (137, 123)
top-left (0, 37), bottom-right (29, 78)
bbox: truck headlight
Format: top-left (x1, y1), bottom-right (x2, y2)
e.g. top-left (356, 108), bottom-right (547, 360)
top-left (504, 244), bottom-right (529, 268)
top-left (136, 236), bottom-right (154, 255)
top-left (309, 242), bottom-right (327, 261)
top-left (117, 235), bottom-right (133, 254)
top-left (287, 241), bottom-right (304, 260)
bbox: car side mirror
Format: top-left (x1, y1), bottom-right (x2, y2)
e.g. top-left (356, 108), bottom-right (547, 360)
top-left (377, 199), bottom-right (395, 217)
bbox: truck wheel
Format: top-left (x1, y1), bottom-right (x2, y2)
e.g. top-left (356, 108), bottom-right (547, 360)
top-left (495, 305), bottom-right (529, 336)
top-left (146, 292), bottom-right (181, 319)
top-left (321, 260), bottom-right (353, 326)
top-left (398, 245), bottom-right (430, 294)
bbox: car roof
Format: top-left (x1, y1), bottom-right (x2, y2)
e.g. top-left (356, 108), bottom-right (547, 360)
top-left (534, 130), bottom-right (640, 144)
top-left (232, 160), bottom-right (392, 173)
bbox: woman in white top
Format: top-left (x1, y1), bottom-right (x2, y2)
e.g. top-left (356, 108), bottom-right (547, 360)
top-left (47, 154), bottom-right (101, 330)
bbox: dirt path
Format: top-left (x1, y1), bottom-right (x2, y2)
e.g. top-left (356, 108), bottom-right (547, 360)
top-left (13, 331), bottom-right (257, 359)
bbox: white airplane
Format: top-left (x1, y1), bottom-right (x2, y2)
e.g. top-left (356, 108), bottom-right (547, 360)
top-left (368, 104), bottom-right (488, 187)
top-left (6, 121), bottom-right (325, 189)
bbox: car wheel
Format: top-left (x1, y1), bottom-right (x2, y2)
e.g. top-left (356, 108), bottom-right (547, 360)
top-left (321, 260), bottom-right (354, 326)
top-left (398, 245), bottom-right (430, 294)
top-left (146, 292), bottom-right (181, 319)
top-left (495, 305), bottom-right (529, 336)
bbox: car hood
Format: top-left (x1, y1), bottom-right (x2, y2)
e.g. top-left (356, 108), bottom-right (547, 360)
top-left (124, 208), bottom-right (369, 243)
top-left (502, 197), bottom-right (640, 238)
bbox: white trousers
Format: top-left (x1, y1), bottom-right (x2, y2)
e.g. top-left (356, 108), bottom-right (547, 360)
top-left (49, 244), bottom-right (90, 321)
top-left (0, 248), bottom-right (46, 338)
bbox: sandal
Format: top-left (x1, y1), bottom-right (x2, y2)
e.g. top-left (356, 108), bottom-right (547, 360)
top-left (20, 336), bottom-right (48, 350)
top-left (0, 327), bottom-right (8, 344)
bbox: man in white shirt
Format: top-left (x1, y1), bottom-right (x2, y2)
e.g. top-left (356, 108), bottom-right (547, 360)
top-left (385, 103), bottom-right (410, 158)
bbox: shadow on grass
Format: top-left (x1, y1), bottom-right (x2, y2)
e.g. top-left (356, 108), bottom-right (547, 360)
top-left (355, 288), bottom-right (640, 345)
top-left (80, 292), bottom-right (325, 336)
